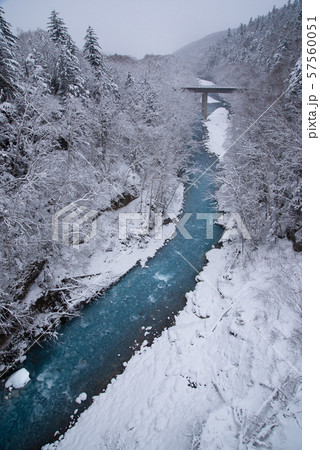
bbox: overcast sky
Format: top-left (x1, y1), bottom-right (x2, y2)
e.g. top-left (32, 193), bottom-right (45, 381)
top-left (1, 0), bottom-right (288, 59)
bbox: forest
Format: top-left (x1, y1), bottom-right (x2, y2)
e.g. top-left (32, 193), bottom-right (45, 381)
top-left (197, 0), bottom-right (302, 247)
top-left (0, 7), bottom-right (197, 367)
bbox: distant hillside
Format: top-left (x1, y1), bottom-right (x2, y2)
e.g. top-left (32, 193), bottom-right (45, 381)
top-left (199, 0), bottom-right (302, 86)
top-left (174, 30), bottom-right (227, 68)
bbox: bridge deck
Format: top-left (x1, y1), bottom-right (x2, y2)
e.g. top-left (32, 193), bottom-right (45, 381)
top-left (183, 86), bottom-right (238, 93)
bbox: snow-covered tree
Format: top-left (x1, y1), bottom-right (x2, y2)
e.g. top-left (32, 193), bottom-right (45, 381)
top-left (55, 46), bottom-right (84, 97)
top-left (125, 72), bottom-right (134, 88)
top-left (0, 6), bottom-right (20, 99)
top-left (200, 0), bottom-right (302, 244)
top-left (47, 10), bottom-right (69, 46)
top-left (0, 7), bottom-right (198, 364)
top-left (47, 11), bottom-right (83, 97)
top-left (84, 26), bottom-right (103, 75)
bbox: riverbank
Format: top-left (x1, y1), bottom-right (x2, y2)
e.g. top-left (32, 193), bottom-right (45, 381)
top-left (46, 105), bottom-right (302, 450)
top-left (46, 240), bottom-right (301, 450)
top-left (0, 182), bottom-right (184, 375)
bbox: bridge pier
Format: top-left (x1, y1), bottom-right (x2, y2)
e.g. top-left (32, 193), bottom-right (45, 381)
top-left (201, 92), bottom-right (208, 120)
top-left (183, 86), bottom-right (238, 120)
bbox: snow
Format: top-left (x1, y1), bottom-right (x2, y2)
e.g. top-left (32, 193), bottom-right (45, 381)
top-left (22, 182), bottom-right (185, 319)
top-left (0, 179), bottom-right (185, 375)
top-left (208, 96), bottom-right (219, 104)
top-left (44, 98), bottom-right (301, 450)
top-left (75, 393), bottom-right (87, 404)
top-left (197, 78), bottom-right (215, 87)
top-left (44, 241), bottom-right (301, 450)
top-left (199, 96), bottom-right (220, 104)
top-left (5, 368), bottom-right (30, 389)
top-left (205, 106), bottom-right (229, 157)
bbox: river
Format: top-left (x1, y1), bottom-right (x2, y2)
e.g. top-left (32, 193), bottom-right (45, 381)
top-left (0, 101), bottom-right (224, 450)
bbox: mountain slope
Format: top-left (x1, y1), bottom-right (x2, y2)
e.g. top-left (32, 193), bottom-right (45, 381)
top-left (174, 30), bottom-right (227, 68)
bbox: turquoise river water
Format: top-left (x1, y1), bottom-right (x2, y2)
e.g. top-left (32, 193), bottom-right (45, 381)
top-left (0, 102), bottom-right (224, 449)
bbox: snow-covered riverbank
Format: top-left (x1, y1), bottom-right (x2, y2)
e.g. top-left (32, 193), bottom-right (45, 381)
top-left (44, 106), bottom-right (302, 450)
top-left (1, 182), bottom-right (184, 374)
top-left (45, 241), bottom-right (301, 450)
top-left (33, 183), bottom-right (185, 309)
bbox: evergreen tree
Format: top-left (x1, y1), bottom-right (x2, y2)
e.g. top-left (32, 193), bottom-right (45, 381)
top-left (0, 6), bottom-right (19, 100)
top-left (83, 26), bottom-right (103, 74)
top-left (48, 10), bottom-right (77, 54)
top-left (65, 33), bottom-right (77, 55)
top-left (47, 11), bottom-right (83, 97)
top-left (47, 10), bottom-right (68, 46)
top-left (56, 46), bottom-right (84, 97)
top-left (125, 72), bottom-right (134, 88)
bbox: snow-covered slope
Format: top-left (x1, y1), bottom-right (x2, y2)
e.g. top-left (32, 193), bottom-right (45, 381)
top-left (174, 30), bottom-right (227, 68)
top-left (45, 241), bottom-right (301, 450)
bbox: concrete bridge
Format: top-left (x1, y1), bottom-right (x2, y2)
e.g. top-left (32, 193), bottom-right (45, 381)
top-left (183, 86), bottom-right (238, 119)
